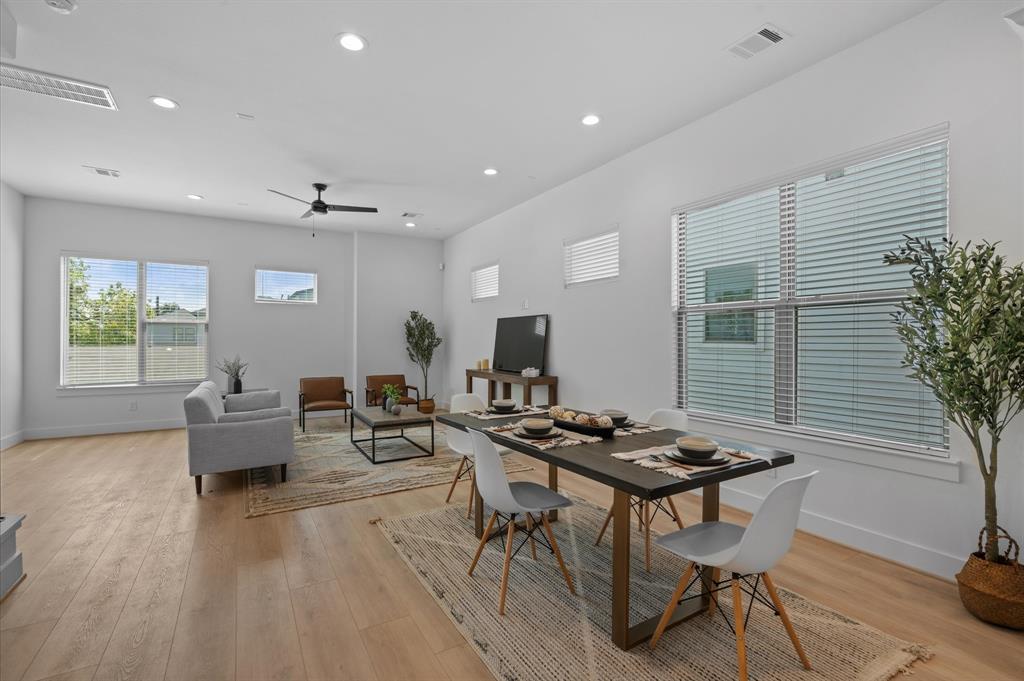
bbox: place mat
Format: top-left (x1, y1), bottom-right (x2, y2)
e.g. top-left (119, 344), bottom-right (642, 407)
top-left (612, 445), bottom-right (767, 480)
top-left (486, 421), bottom-right (603, 450)
top-left (613, 423), bottom-right (667, 437)
top-left (466, 406), bottom-right (550, 420)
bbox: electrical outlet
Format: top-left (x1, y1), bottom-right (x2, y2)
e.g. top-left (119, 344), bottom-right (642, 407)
top-left (522, 298), bottom-right (529, 310)
top-left (128, 400), bottom-right (138, 412)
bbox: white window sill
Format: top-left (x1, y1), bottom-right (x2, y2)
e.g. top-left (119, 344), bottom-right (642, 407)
top-left (687, 414), bottom-right (961, 482)
top-left (56, 381), bottom-right (203, 397)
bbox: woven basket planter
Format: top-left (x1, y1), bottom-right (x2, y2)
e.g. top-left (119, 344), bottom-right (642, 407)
top-left (955, 527), bottom-right (1024, 630)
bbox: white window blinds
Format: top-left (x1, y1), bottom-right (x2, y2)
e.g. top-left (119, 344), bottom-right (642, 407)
top-left (673, 129), bottom-right (949, 453)
top-left (62, 257), bottom-right (209, 387)
top-left (255, 269), bottom-right (317, 303)
top-left (564, 230), bottom-right (619, 287)
top-left (471, 263), bottom-right (500, 301)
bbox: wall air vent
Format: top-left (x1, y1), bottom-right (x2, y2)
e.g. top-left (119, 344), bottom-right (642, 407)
top-left (0, 63), bottom-right (117, 109)
top-left (728, 24), bottom-right (789, 59)
top-left (82, 165), bottom-right (120, 178)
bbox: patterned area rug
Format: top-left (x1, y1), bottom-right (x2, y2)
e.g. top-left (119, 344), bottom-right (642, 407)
top-left (378, 500), bottom-right (932, 681)
top-left (244, 421), bottom-right (532, 517)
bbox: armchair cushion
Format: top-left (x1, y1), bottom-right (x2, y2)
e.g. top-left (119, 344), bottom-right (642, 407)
top-left (218, 407), bottom-right (292, 424)
top-left (224, 390), bottom-right (281, 413)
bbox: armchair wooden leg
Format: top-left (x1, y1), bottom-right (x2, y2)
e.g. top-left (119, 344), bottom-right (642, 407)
top-left (280, 463), bottom-right (287, 482)
top-left (732, 575), bottom-right (748, 681)
top-left (594, 506), bottom-right (613, 546)
top-left (468, 511), bottom-right (498, 576)
top-left (541, 512), bottom-right (575, 595)
top-left (763, 572), bottom-right (812, 670)
top-left (466, 473), bottom-right (476, 519)
top-left (666, 496), bottom-right (685, 529)
top-left (650, 560), bottom-right (695, 649)
top-left (445, 456), bottom-right (467, 503)
top-left (194, 475), bottom-right (202, 495)
top-left (498, 515), bottom-right (517, 615)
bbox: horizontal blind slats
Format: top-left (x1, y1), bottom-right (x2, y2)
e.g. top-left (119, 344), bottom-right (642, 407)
top-left (471, 263), bottom-right (500, 300)
top-left (565, 231), bottom-right (619, 286)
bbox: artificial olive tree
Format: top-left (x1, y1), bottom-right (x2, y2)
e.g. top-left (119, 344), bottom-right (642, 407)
top-left (405, 310), bottom-right (443, 400)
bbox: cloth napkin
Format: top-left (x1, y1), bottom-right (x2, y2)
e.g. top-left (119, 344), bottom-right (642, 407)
top-left (612, 423), bottom-right (667, 437)
top-left (611, 445), bottom-right (768, 480)
top-left (465, 406), bottom-right (550, 421)
top-left (485, 421), bottom-right (602, 450)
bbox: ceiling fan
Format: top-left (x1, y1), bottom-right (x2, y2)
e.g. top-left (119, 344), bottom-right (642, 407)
top-left (267, 182), bottom-right (378, 219)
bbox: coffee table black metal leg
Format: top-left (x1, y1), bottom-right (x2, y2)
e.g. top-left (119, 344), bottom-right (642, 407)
top-left (371, 425), bottom-right (376, 463)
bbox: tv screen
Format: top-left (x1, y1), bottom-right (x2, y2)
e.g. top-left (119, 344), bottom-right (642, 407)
top-left (493, 314), bottom-right (548, 374)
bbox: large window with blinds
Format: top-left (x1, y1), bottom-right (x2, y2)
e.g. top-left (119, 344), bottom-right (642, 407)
top-left (672, 130), bottom-right (948, 452)
top-left (61, 256), bottom-right (209, 387)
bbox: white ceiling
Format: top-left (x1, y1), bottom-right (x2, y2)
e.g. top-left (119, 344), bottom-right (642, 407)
top-left (0, 0), bottom-right (936, 238)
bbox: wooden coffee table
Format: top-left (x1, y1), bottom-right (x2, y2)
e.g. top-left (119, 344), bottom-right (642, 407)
top-left (350, 407), bottom-right (435, 464)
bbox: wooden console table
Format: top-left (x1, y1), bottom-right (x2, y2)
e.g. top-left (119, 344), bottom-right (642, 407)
top-left (465, 369), bottom-right (558, 406)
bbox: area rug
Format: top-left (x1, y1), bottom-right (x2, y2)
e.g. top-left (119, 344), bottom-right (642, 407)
top-left (244, 424), bottom-right (532, 518)
top-left (377, 499), bottom-right (932, 681)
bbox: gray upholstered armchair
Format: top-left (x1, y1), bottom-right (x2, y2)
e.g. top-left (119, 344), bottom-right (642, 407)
top-left (183, 381), bottom-right (295, 494)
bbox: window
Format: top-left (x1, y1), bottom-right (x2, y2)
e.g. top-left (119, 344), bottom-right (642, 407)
top-left (673, 128), bottom-right (948, 452)
top-left (255, 269), bottom-right (317, 304)
top-left (564, 229), bottom-right (619, 287)
top-left (61, 256), bottom-right (209, 387)
top-left (471, 263), bottom-right (499, 301)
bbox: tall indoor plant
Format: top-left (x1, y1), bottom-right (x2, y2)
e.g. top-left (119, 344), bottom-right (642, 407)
top-left (885, 237), bottom-right (1023, 628)
top-left (405, 310), bottom-right (443, 414)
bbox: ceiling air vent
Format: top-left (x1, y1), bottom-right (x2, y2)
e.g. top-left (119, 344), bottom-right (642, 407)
top-left (82, 165), bottom-right (120, 178)
top-left (0, 63), bottom-right (117, 110)
top-left (728, 24), bottom-right (789, 59)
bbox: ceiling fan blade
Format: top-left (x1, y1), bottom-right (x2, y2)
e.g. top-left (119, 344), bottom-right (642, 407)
top-left (325, 204), bottom-right (378, 213)
top-left (299, 209), bottom-right (313, 219)
top-left (268, 189), bottom-right (311, 205)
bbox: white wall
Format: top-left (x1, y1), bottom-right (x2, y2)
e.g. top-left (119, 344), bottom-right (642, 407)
top-left (442, 0), bottom-right (1024, 579)
top-left (354, 232), bottom-right (445, 405)
top-left (1, 181), bottom-right (25, 448)
top-left (23, 198), bottom-right (355, 437)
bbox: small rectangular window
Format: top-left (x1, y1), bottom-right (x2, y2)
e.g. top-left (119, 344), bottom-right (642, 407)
top-left (471, 263), bottom-right (499, 301)
top-left (255, 269), bottom-right (317, 304)
top-left (564, 229), bottom-right (619, 287)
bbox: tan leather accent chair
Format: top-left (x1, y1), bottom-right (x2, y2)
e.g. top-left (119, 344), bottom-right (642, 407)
top-left (299, 376), bottom-right (353, 432)
top-left (365, 374), bottom-right (419, 408)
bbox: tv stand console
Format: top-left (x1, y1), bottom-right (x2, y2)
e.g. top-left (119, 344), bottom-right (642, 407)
top-left (465, 369), bottom-right (558, 407)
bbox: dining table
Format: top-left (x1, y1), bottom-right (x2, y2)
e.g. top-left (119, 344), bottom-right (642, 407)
top-left (436, 408), bottom-right (795, 651)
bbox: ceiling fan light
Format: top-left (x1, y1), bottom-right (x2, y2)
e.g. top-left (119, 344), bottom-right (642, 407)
top-left (338, 33), bottom-right (367, 51)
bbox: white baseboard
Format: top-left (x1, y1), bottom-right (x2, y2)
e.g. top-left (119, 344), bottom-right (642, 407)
top-left (0, 430), bottom-right (25, 450)
top-left (24, 418), bottom-right (186, 440)
top-left (719, 484), bottom-right (964, 580)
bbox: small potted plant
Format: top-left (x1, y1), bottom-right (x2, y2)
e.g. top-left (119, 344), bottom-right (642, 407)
top-left (405, 310), bottom-right (443, 413)
top-left (216, 355), bottom-right (249, 394)
top-left (885, 237), bottom-right (1023, 629)
top-left (382, 383), bottom-right (402, 414)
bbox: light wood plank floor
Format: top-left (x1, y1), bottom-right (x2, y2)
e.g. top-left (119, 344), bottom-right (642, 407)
top-left (1, 422), bottom-right (1020, 681)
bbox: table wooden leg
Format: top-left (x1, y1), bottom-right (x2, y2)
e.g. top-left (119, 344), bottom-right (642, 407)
top-left (547, 463), bottom-right (559, 522)
top-left (611, 488), bottom-right (632, 649)
top-left (549, 384), bottom-right (557, 406)
top-left (502, 382), bottom-right (512, 399)
top-left (703, 483), bottom-right (720, 609)
top-left (523, 385), bottom-right (532, 406)
top-left (466, 374), bottom-right (472, 393)
top-left (487, 381), bottom-right (496, 406)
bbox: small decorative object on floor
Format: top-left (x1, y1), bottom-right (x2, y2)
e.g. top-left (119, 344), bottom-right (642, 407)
top-left (382, 383), bottom-right (402, 412)
top-left (405, 310), bottom-right (443, 413)
top-left (0, 513), bottom-right (26, 600)
top-left (216, 354), bottom-right (248, 394)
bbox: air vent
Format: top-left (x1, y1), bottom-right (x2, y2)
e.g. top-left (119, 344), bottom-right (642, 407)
top-left (728, 24), bottom-right (789, 59)
top-left (0, 63), bottom-right (117, 109)
top-left (82, 165), bottom-right (120, 178)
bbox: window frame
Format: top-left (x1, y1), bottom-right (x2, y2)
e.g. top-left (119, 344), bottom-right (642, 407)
top-left (59, 252), bottom-right (210, 388)
top-left (671, 124), bottom-right (950, 457)
top-left (563, 227), bottom-right (620, 288)
top-left (470, 261), bottom-right (500, 302)
top-left (254, 267), bottom-right (318, 305)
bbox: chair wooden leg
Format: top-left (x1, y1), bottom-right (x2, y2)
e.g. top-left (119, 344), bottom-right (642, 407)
top-left (540, 512), bottom-right (575, 595)
top-left (525, 513), bottom-right (538, 560)
top-left (466, 473), bottom-right (476, 519)
top-left (445, 456), bottom-right (467, 503)
top-left (194, 475), bottom-right (202, 495)
top-left (594, 506), bottom-right (613, 546)
top-left (498, 515), bottom-right (517, 615)
top-left (732, 575), bottom-right (748, 681)
top-left (468, 511), bottom-right (498, 576)
top-left (650, 561), bottom-right (695, 649)
top-left (666, 496), bottom-right (685, 529)
top-left (763, 572), bottom-right (812, 670)
top-left (644, 500), bottom-right (652, 572)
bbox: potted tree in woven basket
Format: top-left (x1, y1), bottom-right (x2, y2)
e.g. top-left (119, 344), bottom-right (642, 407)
top-left (405, 310), bottom-right (443, 414)
top-left (885, 237), bottom-right (1023, 629)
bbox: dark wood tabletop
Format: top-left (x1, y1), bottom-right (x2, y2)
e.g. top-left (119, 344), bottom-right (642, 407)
top-left (437, 410), bottom-right (794, 500)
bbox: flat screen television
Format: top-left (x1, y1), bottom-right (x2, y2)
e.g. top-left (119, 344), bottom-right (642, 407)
top-left (493, 314), bottom-right (548, 374)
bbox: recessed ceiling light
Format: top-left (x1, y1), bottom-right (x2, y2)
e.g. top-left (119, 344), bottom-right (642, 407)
top-left (405, 222), bottom-right (416, 228)
top-left (483, 168), bottom-right (499, 176)
top-left (150, 96), bottom-right (179, 109)
top-left (581, 114), bottom-right (601, 126)
top-left (338, 33), bottom-right (367, 51)
top-left (186, 194), bottom-right (204, 200)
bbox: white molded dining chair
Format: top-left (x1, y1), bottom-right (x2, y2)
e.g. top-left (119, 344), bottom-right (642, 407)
top-left (443, 393), bottom-right (487, 517)
top-left (466, 429), bottom-right (576, 615)
top-left (649, 471), bottom-right (818, 681)
top-left (595, 408), bottom-right (689, 571)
